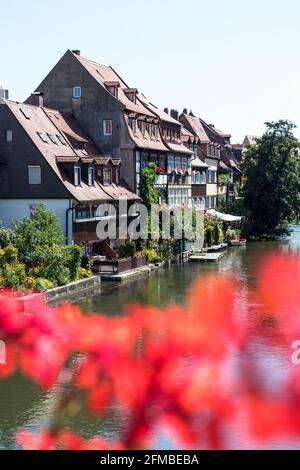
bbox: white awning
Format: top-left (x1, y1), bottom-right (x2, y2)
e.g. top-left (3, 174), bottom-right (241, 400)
top-left (207, 209), bottom-right (243, 222)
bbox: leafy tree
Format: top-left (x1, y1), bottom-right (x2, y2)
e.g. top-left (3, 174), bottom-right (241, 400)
top-left (140, 164), bottom-right (159, 210)
top-left (242, 120), bottom-right (300, 237)
top-left (13, 203), bottom-right (64, 261)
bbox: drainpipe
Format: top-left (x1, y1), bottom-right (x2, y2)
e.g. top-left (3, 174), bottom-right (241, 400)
top-left (66, 206), bottom-right (74, 245)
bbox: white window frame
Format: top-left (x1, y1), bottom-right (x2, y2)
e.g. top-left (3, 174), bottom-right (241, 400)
top-left (103, 119), bottom-right (113, 136)
top-left (74, 163), bottom-right (81, 187)
top-left (73, 86), bottom-right (81, 99)
top-left (28, 165), bottom-right (41, 185)
top-left (88, 165), bottom-right (95, 187)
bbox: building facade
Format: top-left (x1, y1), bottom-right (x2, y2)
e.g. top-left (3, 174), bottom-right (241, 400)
top-left (28, 50), bottom-right (193, 207)
top-left (0, 100), bottom-right (139, 247)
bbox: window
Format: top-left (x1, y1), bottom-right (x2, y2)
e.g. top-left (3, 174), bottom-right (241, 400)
top-left (175, 156), bottom-right (181, 171)
top-left (103, 119), bottom-right (112, 136)
top-left (107, 86), bottom-right (117, 97)
top-left (56, 134), bottom-right (67, 145)
top-left (37, 132), bottom-right (48, 143)
top-left (74, 164), bottom-right (81, 186)
top-left (128, 117), bottom-right (136, 133)
top-left (28, 166), bottom-right (41, 185)
top-left (20, 108), bottom-right (30, 120)
top-left (47, 134), bottom-right (57, 144)
top-left (73, 87), bottom-right (81, 99)
top-left (201, 171), bottom-right (207, 184)
top-left (5, 130), bottom-right (13, 143)
top-left (168, 156), bottom-right (175, 172)
top-left (75, 205), bottom-right (90, 220)
top-left (88, 164), bottom-right (95, 186)
top-left (103, 168), bottom-right (112, 185)
top-left (182, 158), bottom-right (188, 170)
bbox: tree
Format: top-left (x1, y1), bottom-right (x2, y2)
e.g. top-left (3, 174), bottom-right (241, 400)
top-left (13, 203), bottom-right (64, 259)
top-left (242, 120), bottom-right (300, 237)
top-left (140, 163), bottom-right (159, 210)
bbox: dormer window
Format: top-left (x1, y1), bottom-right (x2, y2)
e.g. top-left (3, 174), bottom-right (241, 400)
top-left (105, 81), bottom-right (119, 98)
top-left (88, 164), bottom-right (95, 186)
top-left (128, 116), bottom-right (136, 132)
top-left (124, 88), bottom-right (138, 104)
top-left (74, 163), bottom-right (81, 186)
top-left (103, 168), bottom-right (112, 185)
top-left (107, 86), bottom-right (117, 97)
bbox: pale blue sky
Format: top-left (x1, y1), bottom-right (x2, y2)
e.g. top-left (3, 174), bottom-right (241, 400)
top-left (1, 0), bottom-right (299, 142)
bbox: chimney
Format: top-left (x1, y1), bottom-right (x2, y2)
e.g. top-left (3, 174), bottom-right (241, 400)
top-left (0, 86), bottom-right (9, 103)
top-left (170, 109), bottom-right (179, 121)
top-left (27, 92), bottom-right (44, 107)
top-left (164, 107), bottom-right (169, 115)
top-left (72, 50), bottom-right (81, 56)
top-left (183, 108), bottom-right (188, 115)
top-left (189, 110), bottom-right (195, 117)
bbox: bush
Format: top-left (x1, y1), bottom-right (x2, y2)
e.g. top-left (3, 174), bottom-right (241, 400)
top-left (205, 226), bottom-right (214, 247)
top-left (27, 245), bottom-right (70, 286)
top-left (117, 241), bottom-right (137, 259)
top-left (1, 261), bottom-right (26, 289)
top-left (65, 245), bottom-right (83, 282)
top-left (139, 248), bottom-right (162, 263)
top-left (158, 241), bottom-right (174, 260)
top-left (25, 277), bottom-right (55, 292)
top-left (0, 227), bottom-right (14, 248)
top-left (79, 268), bottom-right (93, 279)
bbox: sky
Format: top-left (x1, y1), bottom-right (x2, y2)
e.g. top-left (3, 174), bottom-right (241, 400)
top-left (1, 0), bottom-right (300, 142)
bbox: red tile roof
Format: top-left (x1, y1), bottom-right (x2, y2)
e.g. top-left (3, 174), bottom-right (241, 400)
top-left (6, 101), bottom-right (139, 203)
top-left (71, 51), bottom-right (156, 117)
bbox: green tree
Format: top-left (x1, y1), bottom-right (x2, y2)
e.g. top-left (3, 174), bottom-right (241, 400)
top-left (242, 120), bottom-right (300, 237)
top-left (140, 164), bottom-right (159, 210)
top-left (13, 203), bottom-right (64, 259)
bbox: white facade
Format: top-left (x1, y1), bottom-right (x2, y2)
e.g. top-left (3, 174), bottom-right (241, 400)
top-left (0, 199), bottom-right (73, 243)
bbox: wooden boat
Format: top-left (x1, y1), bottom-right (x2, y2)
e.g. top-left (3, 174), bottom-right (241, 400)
top-left (229, 239), bottom-right (247, 247)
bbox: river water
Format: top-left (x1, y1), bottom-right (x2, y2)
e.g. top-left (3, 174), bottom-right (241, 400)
top-left (1, 226), bottom-right (300, 449)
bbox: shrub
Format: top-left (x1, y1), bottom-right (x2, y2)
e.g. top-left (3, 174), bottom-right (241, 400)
top-left (205, 225), bottom-right (214, 247)
top-left (1, 261), bottom-right (26, 289)
top-left (25, 277), bottom-right (55, 292)
top-left (27, 246), bottom-right (70, 287)
top-left (79, 268), bottom-right (93, 279)
top-left (65, 245), bottom-right (83, 282)
top-left (0, 227), bottom-right (14, 248)
top-left (117, 241), bottom-right (137, 259)
top-left (3, 245), bottom-right (18, 263)
top-left (139, 248), bottom-right (162, 263)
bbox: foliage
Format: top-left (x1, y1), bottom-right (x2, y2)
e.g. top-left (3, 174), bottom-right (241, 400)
top-left (0, 254), bottom-right (300, 449)
top-left (117, 241), bottom-right (137, 259)
top-left (65, 245), bottom-right (83, 282)
top-left (0, 227), bottom-right (14, 248)
top-left (218, 173), bottom-right (231, 185)
top-left (25, 277), bottom-right (55, 292)
top-left (13, 204), bottom-right (64, 260)
top-left (204, 225), bottom-right (214, 247)
top-left (0, 205), bottom-right (85, 290)
top-left (139, 248), bottom-right (162, 263)
top-left (242, 120), bottom-right (300, 237)
top-left (140, 164), bottom-right (159, 210)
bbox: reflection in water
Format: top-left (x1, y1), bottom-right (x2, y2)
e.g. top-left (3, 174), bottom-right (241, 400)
top-left (1, 227), bottom-right (300, 449)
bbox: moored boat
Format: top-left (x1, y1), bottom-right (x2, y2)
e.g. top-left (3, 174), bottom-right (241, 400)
top-left (229, 239), bottom-right (247, 247)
